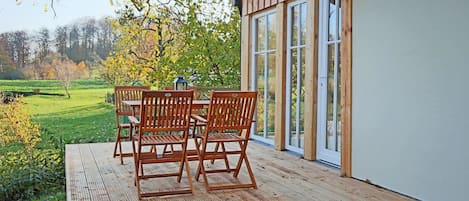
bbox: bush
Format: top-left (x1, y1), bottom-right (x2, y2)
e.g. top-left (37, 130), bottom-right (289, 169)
top-left (0, 148), bottom-right (65, 200)
top-left (0, 96), bottom-right (65, 200)
top-left (105, 92), bottom-right (115, 104)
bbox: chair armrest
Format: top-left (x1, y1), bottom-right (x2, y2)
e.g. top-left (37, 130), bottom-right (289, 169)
top-left (191, 114), bottom-right (207, 123)
top-left (128, 116), bottom-right (140, 125)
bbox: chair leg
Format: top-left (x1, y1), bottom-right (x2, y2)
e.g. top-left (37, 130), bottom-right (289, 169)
top-left (242, 152), bottom-right (258, 189)
top-left (233, 141), bottom-right (246, 177)
top-left (177, 143), bottom-right (187, 183)
top-left (131, 137), bottom-right (138, 187)
top-left (184, 153), bottom-right (194, 194)
top-left (119, 126), bottom-right (129, 165)
top-left (194, 138), bottom-right (203, 181)
top-left (220, 142), bottom-right (231, 171)
top-left (113, 127), bottom-right (121, 158)
top-left (210, 142), bottom-right (220, 164)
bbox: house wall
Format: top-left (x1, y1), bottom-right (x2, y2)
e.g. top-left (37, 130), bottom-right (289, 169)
top-left (352, 0), bottom-right (469, 200)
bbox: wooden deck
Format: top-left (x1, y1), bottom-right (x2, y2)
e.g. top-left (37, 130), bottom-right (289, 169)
top-left (66, 141), bottom-right (412, 201)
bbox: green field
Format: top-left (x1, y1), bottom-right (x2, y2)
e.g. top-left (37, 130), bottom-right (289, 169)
top-left (0, 80), bottom-right (116, 200)
top-left (0, 80), bottom-right (116, 144)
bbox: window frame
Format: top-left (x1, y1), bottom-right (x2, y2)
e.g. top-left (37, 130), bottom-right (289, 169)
top-left (250, 9), bottom-right (277, 145)
top-left (285, 0), bottom-right (307, 154)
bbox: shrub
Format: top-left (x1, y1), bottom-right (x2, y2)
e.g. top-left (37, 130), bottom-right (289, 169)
top-left (0, 96), bottom-right (41, 152)
top-left (0, 96), bottom-right (65, 200)
top-left (105, 92), bottom-right (115, 104)
top-left (0, 148), bottom-right (65, 200)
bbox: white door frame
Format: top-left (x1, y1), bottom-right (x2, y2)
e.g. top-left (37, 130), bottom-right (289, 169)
top-left (285, 0), bottom-right (307, 154)
top-left (317, 0), bottom-right (341, 166)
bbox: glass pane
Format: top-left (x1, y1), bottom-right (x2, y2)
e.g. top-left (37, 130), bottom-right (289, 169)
top-left (255, 54), bottom-right (265, 137)
top-left (266, 52), bottom-right (276, 139)
top-left (267, 14), bottom-right (277, 51)
top-left (328, 0), bottom-right (337, 41)
top-left (336, 44), bottom-right (342, 152)
top-left (299, 47), bottom-right (305, 148)
top-left (300, 3), bottom-right (307, 45)
top-left (256, 17), bottom-right (266, 51)
top-left (291, 5), bottom-right (299, 47)
top-left (326, 44), bottom-right (335, 150)
top-left (289, 48), bottom-right (298, 147)
top-left (338, 0), bottom-right (342, 40)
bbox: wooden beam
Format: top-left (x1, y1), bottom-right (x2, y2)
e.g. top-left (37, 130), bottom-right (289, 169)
top-left (253, 0), bottom-right (259, 13)
top-left (340, 0), bottom-right (352, 177)
top-left (241, 15), bottom-right (251, 91)
top-left (274, 2), bottom-right (287, 151)
top-left (259, 0), bottom-right (265, 11)
top-left (265, 0), bottom-right (271, 8)
top-left (271, 0), bottom-right (278, 6)
top-left (242, 0), bottom-right (248, 16)
top-left (304, 0), bottom-right (320, 160)
top-left (247, 0), bottom-right (253, 14)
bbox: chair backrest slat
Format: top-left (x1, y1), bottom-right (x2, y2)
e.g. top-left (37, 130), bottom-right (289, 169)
top-left (205, 91), bottom-right (257, 134)
top-left (140, 90), bottom-right (193, 133)
top-left (114, 86), bottom-right (150, 116)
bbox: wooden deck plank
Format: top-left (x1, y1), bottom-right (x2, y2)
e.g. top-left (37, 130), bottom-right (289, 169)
top-left (66, 144), bottom-right (91, 201)
top-left (78, 144), bottom-right (111, 201)
top-left (89, 143), bottom-right (138, 201)
top-left (66, 142), bottom-right (413, 201)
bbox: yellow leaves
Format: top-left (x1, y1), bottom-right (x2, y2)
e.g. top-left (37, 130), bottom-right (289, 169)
top-left (0, 96), bottom-right (41, 152)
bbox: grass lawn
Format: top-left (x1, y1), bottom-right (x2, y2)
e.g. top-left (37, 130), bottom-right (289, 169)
top-left (0, 79), bottom-right (116, 200)
top-left (1, 79), bottom-right (116, 144)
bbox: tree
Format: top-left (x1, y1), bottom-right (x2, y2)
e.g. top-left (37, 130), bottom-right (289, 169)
top-left (51, 56), bottom-right (87, 98)
top-left (103, 0), bottom-right (241, 88)
top-left (67, 25), bottom-right (82, 63)
top-left (96, 17), bottom-right (115, 59)
top-left (36, 27), bottom-right (51, 63)
top-left (55, 26), bottom-right (68, 56)
top-left (0, 34), bottom-right (17, 79)
top-left (9, 31), bottom-right (30, 69)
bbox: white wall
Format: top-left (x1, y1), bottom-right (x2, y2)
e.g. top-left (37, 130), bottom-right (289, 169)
top-left (352, 1), bottom-right (469, 200)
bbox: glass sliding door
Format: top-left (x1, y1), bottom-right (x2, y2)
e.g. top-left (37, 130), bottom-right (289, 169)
top-left (286, 0), bottom-right (307, 154)
top-left (251, 10), bottom-right (276, 144)
top-left (317, 0), bottom-right (342, 166)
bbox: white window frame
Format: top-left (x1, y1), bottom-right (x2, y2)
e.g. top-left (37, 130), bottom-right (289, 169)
top-left (285, 0), bottom-right (307, 154)
top-left (250, 9), bottom-right (276, 145)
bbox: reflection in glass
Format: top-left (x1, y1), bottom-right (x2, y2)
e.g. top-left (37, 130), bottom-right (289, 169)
top-left (256, 17), bottom-right (266, 51)
top-left (328, 0), bottom-right (337, 41)
top-left (336, 44), bottom-right (341, 152)
top-left (326, 44), bottom-right (335, 150)
top-left (338, 0), bottom-right (342, 40)
top-left (255, 54), bottom-right (265, 137)
top-left (267, 52), bottom-right (276, 139)
top-left (300, 3), bottom-right (307, 45)
top-left (267, 14), bottom-right (277, 51)
top-left (289, 48), bottom-right (298, 146)
top-left (299, 48), bottom-right (305, 148)
top-left (291, 6), bottom-right (299, 47)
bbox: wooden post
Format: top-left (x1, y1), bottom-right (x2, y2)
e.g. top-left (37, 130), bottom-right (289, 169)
top-left (304, 0), bottom-right (320, 160)
top-left (274, 2), bottom-right (287, 151)
top-left (241, 14), bottom-right (251, 91)
top-left (340, 0), bottom-right (352, 177)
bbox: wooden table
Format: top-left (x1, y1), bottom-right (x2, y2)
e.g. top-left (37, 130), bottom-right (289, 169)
top-left (122, 99), bottom-right (210, 161)
top-left (122, 99), bottom-right (210, 111)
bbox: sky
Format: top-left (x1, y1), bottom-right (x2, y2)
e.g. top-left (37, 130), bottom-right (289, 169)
top-left (0, 0), bottom-right (117, 33)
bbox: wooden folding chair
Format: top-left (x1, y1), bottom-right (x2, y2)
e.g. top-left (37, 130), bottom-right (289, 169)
top-left (113, 86), bottom-right (150, 165)
top-left (130, 90), bottom-right (194, 199)
top-left (193, 91), bottom-right (258, 191)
